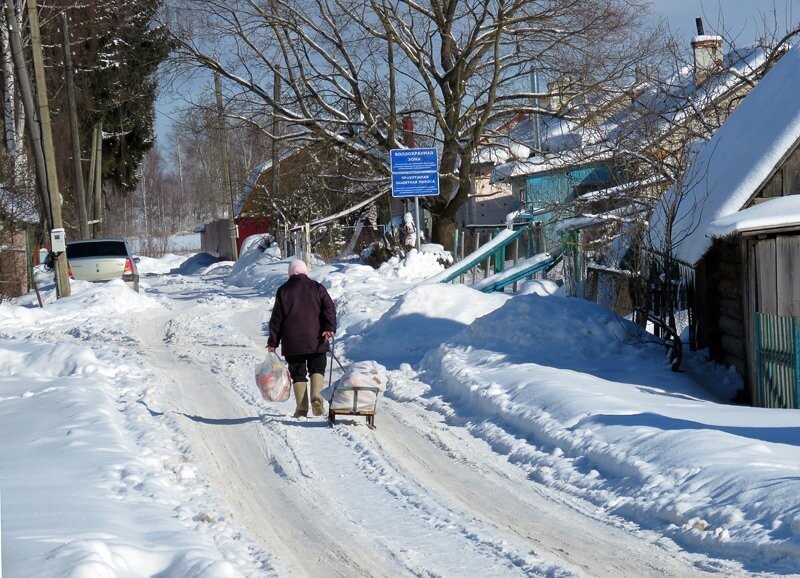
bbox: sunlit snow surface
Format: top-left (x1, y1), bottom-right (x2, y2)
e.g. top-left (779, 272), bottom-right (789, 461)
top-left (0, 244), bottom-right (797, 576)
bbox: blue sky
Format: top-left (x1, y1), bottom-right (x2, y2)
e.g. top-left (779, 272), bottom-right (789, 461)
top-left (653, 0), bottom-right (799, 44)
top-left (154, 1), bottom-right (800, 144)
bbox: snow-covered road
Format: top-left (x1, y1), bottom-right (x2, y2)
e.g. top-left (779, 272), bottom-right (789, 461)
top-left (125, 262), bottom-right (748, 577)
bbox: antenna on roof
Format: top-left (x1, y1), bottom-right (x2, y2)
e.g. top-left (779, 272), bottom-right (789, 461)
top-left (695, 17), bottom-right (705, 35)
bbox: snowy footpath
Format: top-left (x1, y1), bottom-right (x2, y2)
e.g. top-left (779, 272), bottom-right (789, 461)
top-left (0, 245), bottom-right (799, 577)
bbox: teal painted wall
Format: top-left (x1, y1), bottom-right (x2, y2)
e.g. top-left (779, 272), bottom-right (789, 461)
top-left (521, 163), bottom-right (613, 242)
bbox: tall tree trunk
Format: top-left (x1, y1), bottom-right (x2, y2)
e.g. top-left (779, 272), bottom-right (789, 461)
top-left (1, 9), bottom-right (15, 159)
top-left (432, 215), bottom-right (457, 250)
top-left (5, 1), bottom-right (48, 223)
top-left (62, 13), bottom-right (89, 239)
top-left (1, 4), bottom-right (27, 189)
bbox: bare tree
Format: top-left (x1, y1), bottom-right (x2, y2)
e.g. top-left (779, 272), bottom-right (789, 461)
top-left (163, 0), bottom-right (660, 249)
top-left (570, 15), bottom-right (800, 339)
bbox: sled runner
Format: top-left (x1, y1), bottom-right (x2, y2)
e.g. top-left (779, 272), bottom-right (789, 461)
top-left (327, 383), bottom-right (380, 429)
top-left (323, 340), bottom-right (387, 430)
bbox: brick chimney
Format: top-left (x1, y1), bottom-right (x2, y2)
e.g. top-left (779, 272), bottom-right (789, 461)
top-left (402, 115), bottom-right (415, 148)
top-left (691, 17), bottom-right (723, 86)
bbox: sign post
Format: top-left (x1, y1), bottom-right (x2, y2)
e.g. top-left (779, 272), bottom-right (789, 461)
top-left (390, 148), bottom-right (440, 249)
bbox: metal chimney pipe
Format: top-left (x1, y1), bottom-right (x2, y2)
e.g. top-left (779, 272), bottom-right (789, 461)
top-left (695, 17), bottom-right (704, 35)
top-left (530, 69), bottom-right (542, 150)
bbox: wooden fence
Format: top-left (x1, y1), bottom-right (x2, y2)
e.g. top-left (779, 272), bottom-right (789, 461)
top-left (753, 312), bottom-right (800, 408)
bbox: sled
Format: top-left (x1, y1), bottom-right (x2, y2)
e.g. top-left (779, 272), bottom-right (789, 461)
top-left (323, 343), bottom-right (385, 429)
top-left (327, 384), bottom-right (380, 429)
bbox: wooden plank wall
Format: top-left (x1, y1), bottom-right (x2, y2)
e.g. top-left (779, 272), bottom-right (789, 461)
top-left (776, 236), bottom-right (800, 317)
top-left (753, 235), bottom-right (800, 318)
top-left (705, 240), bottom-right (746, 375)
top-left (756, 238), bottom-right (778, 314)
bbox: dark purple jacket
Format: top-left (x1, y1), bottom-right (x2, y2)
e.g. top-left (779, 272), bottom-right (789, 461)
top-left (267, 274), bottom-right (337, 357)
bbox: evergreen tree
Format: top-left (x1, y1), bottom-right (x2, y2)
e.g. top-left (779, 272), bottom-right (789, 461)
top-left (35, 0), bottom-right (171, 223)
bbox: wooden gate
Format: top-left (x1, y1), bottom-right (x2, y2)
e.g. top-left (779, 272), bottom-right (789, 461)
top-left (753, 312), bottom-right (800, 408)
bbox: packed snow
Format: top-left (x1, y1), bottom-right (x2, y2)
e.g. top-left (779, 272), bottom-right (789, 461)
top-left (1, 240), bottom-right (799, 577)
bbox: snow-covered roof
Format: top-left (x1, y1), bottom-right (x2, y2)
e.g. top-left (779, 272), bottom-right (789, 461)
top-left (233, 159), bottom-right (273, 218)
top-left (624, 44), bottom-right (767, 138)
top-left (649, 45), bottom-right (800, 266)
top-left (472, 142), bottom-right (531, 166)
top-left (492, 44), bottom-right (769, 184)
top-left (491, 148), bottom-right (611, 183)
top-left (577, 175), bottom-right (668, 202)
top-left (708, 195), bottom-right (800, 237)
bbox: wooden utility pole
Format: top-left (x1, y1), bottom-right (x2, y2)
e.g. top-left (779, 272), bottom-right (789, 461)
top-left (271, 66), bottom-right (282, 255)
top-left (61, 12), bottom-right (88, 239)
top-left (6, 0), bottom-right (69, 297)
top-left (214, 71), bottom-right (237, 261)
top-left (92, 121), bottom-right (103, 238)
top-left (4, 2), bottom-right (49, 223)
top-left (86, 124), bottom-right (97, 226)
top-left (28, 0), bottom-right (70, 297)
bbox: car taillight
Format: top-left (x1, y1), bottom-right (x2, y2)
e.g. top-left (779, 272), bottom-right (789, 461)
top-left (67, 263), bottom-right (73, 278)
top-left (123, 258), bottom-right (134, 275)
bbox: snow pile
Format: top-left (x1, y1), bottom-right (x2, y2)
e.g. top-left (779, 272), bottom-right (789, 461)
top-left (136, 253), bottom-right (192, 274)
top-left (343, 283), bottom-right (510, 368)
top-left (377, 246), bottom-right (450, 280)
top-left (0, 337), bottom-right (265, 577)
top-left (407, 295), bottom-right (800, 569)
top-left (225, 243), bottom-right (286, 294)
top-left (518, 278), bottom-right (561, 296)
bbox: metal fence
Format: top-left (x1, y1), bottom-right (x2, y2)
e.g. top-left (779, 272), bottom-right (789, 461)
top-left (452, 225), bottom-right (545, 287)
top-left (753, 312), bottom-right (800, 408)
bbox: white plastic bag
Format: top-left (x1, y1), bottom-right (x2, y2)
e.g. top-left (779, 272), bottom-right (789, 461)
top-left (255, 351), bottom-right (291, 402)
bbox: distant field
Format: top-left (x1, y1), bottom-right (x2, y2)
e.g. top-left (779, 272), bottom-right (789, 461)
top-left (130, 233), bottom-right (202, 256)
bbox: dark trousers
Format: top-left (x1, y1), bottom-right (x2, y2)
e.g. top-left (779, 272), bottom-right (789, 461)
top-left (285, 352), bottom-right (327, 382)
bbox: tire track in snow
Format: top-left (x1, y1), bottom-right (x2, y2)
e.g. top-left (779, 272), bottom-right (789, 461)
top-left (144, 280), bottom-right (569, 576)
top-left (135, 301), bottom-right (393, 577)
top-left (136, 273), bottom-right (749, 577)
top-left (372, 396), bottom-right (749, 577)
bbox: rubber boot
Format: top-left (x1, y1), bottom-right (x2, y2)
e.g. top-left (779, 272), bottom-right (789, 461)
top-left (310, 373), bottom-right (325, 417)
top-left (292, 381), bottom-right (308, 418)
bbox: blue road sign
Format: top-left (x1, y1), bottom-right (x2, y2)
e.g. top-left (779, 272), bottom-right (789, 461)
top-left (390, 148), bottom-right (440, 197)
top-left (391, 172), bottom-right (439, 197)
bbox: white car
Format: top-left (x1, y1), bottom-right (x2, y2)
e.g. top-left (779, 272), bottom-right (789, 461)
top-left (65, 238), bottom-right (140, 292)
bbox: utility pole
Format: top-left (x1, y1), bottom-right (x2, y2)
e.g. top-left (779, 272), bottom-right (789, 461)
top-left (6, 0), bottom-right (69, 297)
top-left (214, 71), bottom-right (237, 261)
top-left (92, 121), bottom-right (103, 238)
top-left (61, 12), bottom-right (88, 239)
top-left (271, 66), bottom-right (281, 255)
top-left (28, 0), bottom-right (70, 297)
top-left (4, 2), bottom-right (49, 224)
top-left (86, 124), bottom-right (97, 231)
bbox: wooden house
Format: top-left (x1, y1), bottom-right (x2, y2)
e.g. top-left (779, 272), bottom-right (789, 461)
top-left (647, 44), bottom-right (800, 408)
top-left (232, 140), bottom-right (381, 258)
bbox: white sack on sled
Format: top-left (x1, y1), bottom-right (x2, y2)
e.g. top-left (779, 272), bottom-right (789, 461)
top-left (322, 360), bottom-right (388, 412)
